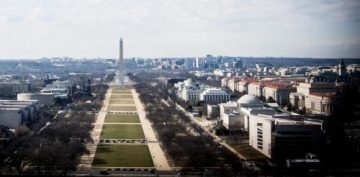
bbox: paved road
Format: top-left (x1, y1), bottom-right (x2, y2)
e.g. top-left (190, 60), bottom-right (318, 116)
top-left (173, 102), bottom-right (247, 160)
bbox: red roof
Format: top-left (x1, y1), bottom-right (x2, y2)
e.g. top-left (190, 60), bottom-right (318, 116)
top-left (264, 83), bottom-right (293, 89)
top-left (310, 92), bottom-right (336, 97)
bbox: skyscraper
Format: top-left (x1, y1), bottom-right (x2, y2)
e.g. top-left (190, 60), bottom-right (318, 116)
top-left (118, 38), bottom-right (124, 85)
top-left (338, 59), bottom-right (346, 76)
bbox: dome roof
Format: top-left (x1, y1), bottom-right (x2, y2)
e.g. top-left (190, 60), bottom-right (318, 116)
top-left (237, 94), bottom-right (262, 105)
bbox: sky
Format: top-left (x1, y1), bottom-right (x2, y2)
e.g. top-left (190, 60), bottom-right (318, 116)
top-left (0, 0), bottom-right (360, 59)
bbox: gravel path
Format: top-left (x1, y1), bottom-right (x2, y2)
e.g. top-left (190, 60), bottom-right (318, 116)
top-left (132, 89), bottom-right (171, 171)
top-left (77, 88), bottom-right (112, 170)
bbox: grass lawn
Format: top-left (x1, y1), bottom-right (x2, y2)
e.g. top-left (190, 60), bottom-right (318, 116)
top-left (112, 89), bottom-right (132, 93)
top-left (111, 95), bottom-right (133, 99)
top-left (113, 91), bottom-right (132, 94)
top-left (93, 144), bottom-right (154, 167)
top-left (100, 124), bottom-right (145, 139)
top-left (108, 106), bottom-right (137, 111)
top-left (109, 99), bottom-right (135, 104)
top-left (105, 114), bottom-right (140, 123)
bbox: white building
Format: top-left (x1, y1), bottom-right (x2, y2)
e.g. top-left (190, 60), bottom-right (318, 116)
top-left (248, 82), bottom-right (264, 97)
top-left (175, 79), bottom-right (201, 102)
top-left (219, 102), bottom-right (238, 116)
top-left (17, 93), bottom-right (55, 106)
top-left (277, 68), bottom-right (292, 77)
top-left (289, 92), bottom-right (306, 110)
top-left (236, 80), bottom-right (250, 93)
top-left (263, 85), bottom-right (296, 106)
top-left (195, 57), bottom-right (204, 69)
top-left (231, 94), bottom-right (275, 130)
top-left (176, 79), bottom-right (230, 104)
top-left (207, 104), bottom-right (219, 119)
top-left (294, 81), bottom-right (336, 115)
top-left (296, 82), bottom-right (335, 96)
top-left (222, 113), bottom-right (242, 130)
top-left (237, 94), bottom-right (264, 108)
top-left (227, 77), bottom-right (242, 92)
top-left (305, 93), bottom-right (335, 116)
top-left (221, 77), bottom-right (230, 87)
top-left (214, 69), bottom-right (225, 77)
top-left (218, 102), bottom-right (243, 130)
top-left (181, 85), bottom-right (201, 102)
top-left (215, 94), bottom-right (324, 161)
top-left (0, 100), bottom-right (39, 128)
top-left (0, 108), bottom-right (23, 128)
top-left (200, 88), bottom-right (230, 103)
top-left (41, 81), bottom-right (70, 98)
top-left (240, 107), bottom-right (276, 131)
top-left (248, 114), bottom-right (322, 160)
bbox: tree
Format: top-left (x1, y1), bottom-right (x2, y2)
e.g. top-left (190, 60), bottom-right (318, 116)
top-left (105, 73), bottom-right (115, 82)
top-left (234, 59), bottom-right (243, 68)
top-left (259, 96), bottom-right (266, 102)
top-left (186, 105), bottom-right (193, 112)
top-left (267, 97), bottom-right (275, 103)
top-left (8, 148), bottom-right (32, 175)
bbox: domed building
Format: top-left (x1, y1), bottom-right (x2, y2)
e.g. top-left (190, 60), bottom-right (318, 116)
top-left (237, 94), bottom-right (263, 108)
top-left (237, 94), bottom-right (275, 131)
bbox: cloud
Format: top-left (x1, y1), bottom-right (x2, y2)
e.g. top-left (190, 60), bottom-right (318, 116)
top-left (0, 0), bottom-right (359, 58)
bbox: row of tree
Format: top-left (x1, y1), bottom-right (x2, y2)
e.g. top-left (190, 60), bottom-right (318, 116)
top-left (0, 84), bottom-right (108, 175)
top-left (129, 72), bottom-right (252, 176)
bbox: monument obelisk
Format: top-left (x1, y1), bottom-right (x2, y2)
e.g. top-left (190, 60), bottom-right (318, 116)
top-left (118, 38), bottom-right (124, 85)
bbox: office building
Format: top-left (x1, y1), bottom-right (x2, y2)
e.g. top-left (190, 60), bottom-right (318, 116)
top-left (0, 100), bottom-right (39, 128)
top-left (263, 84), bottom-right (296, 106)
top-left (17, 93), bottom-right (55, 106)
top-left (199, 88), bottom-right (230, 103)
top-left (305, 93), bottom-right (335, 116)
top-left (175, 79), bottom-right (230, 104)
top-left (248, 82), bottom-right (265, 97)
top-left (0, 82), bottom-right (29, 96)
top-left (248, 114), bottom-right (322, 162)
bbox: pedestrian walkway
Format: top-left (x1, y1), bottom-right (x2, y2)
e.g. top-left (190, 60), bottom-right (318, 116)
top-left (77, 88), bottom-right (112, 170)
top-left (103, 122), bottom-right (141, 125)
top-left (132, 89), bottom-right (171, 171)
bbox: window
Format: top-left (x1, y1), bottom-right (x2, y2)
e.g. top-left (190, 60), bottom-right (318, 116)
top-left (311, 102), bottom-right (315, 110)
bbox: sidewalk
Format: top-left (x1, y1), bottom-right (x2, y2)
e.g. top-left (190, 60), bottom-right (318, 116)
top-left (174, 101), bottom-right (247, 160)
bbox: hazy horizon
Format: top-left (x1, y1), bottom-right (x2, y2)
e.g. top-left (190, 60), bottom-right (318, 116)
top-left (1, 0), bottom-right (360, 59)
top-left (1, 56), bottom-right (360, 61)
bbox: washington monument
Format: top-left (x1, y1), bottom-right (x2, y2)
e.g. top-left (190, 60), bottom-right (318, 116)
top-left (117, 38), bottom-right (124, 85)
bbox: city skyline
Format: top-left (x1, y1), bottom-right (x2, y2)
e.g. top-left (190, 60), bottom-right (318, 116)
top-left (0, 0), bottom-right (360, 59)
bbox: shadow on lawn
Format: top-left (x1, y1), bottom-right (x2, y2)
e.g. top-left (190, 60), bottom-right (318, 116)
top-left (92, 157), bottom-right (107, 165)
top-left (92, 146), bottom-right (114, 165)
top-left (96, 145), bottom-right (114, 153)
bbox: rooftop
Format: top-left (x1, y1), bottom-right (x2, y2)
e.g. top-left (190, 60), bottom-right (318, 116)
top-left (237, 94), bottom-right (262, 105)
top-left (310, 92), bottom-right (336, 97)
